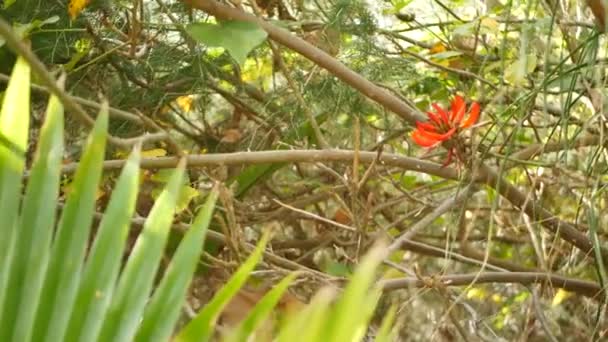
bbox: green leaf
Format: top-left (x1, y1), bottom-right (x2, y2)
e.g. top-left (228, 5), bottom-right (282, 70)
top-left (0, 56), bottom-right (30, 330)
top-left (393, 0), bottom-right (414, 11)
top-left (174, 231), bottom-right (272, 342)
top-left (374, 305), bottom-right (398, 342)
top-left (187, 20), bottom-right (268, 65)
top-left (175, 184), bottom-right (199, 213)
top-left (31, 103), bottom-right (108, 342)
top-left (325, 243), bottom-right (387, 342)
top-left (276, 288), bottom-right (335, 342)
top-left (0, 93), bottom-right (63, 342)
top-left (323, 260), bottom-right (352, 277)
top-left (3, 0), bottom-right (16, 9)
top-left (227, 272), bottom-right (299, 342)
top-left (64, 147), bottom-right (141, 342)
top-left (97, 159), bottom-right (187, 342)
top-left (134, 187), bottom-right (219, 342)
top-left (150, 168), bottom-right (179, 183)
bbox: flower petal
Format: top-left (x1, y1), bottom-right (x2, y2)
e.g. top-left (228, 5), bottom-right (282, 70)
top-left (432, 103), bottom-right (450, 124)
top-left (418, 126), bottom-right (456, 141)
top-left (426, 111), bottom-right (442, 126)
top-left (416, 121), bottom-right (438, 132)
top-left (451, 95), bottom-right (466, 123)
top-left (460, 101), bottom-right (480, 128)
top-left (411, 130), bottom-right (441, 147)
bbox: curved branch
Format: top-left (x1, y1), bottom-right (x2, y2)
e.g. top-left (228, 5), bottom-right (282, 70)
top-left (182, 0), bottom-right (426, 125)
top-left (61, 149), bottom-right (458, 178)
top-left (379, 271), bottom-right (603, 299)
top-left (59, 148), bottom-right (600, 260)
top-left (508, 134), bottom-right (602, 164)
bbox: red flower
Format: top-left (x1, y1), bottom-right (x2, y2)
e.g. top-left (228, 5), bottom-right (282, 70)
top-left (411, 96), bottom-right (480, 164)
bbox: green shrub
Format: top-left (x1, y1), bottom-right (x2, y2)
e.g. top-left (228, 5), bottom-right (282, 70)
top-left (0, 57), bottom-right (394, 342)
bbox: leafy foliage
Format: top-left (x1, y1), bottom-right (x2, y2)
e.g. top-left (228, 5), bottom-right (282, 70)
top-left (0, 58), bottom-right (220, 341)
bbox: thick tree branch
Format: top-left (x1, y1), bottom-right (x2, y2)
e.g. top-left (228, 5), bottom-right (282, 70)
top-left (182, 0), bottom-right (426, 125)
top-left (59, 149), bottom-right (600, 260)
top-left (61, 149), bottom-right (458, 177)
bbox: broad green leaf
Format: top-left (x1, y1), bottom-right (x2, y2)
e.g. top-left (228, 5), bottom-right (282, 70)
top-left (97, 159), bottom-right (186, 342)
top-left (150, 183), bottom-right (198, 214)
top-left (226, 272), bottom-right (299, 342)
top-left (31, 104), bottom-right (108, 342)
top-left (174, 231), bottom-right (271, 342)
top-left (0, 93), bottom-right (63, 342)
top-left (150, 168), bottom-right (179, 183)
top-left (134, 187), bottom-right (219, 342)
top-left (176, 185), bottom-right (199, 213)
top-left (64, 147), bottom-right (141, 342)
top-left (187, 20), bottom-right (268, 65)
top-left (0, 56), bottom-right (30, 329)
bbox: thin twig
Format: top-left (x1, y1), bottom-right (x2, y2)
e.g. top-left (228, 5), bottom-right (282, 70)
top-left (387, 184), bottom-right (477, 254)
top-left (272, 199), bottom-right (357, 232)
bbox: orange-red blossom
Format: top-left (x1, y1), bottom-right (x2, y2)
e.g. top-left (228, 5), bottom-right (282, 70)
top-left (411, 95), bottom-right (480, 165)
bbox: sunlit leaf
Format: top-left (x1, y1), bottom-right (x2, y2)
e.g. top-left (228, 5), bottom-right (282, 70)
top-left (175, 185), bottom-right (199, 213)
top-left (552, 289), bottom-right (573, 306)
top-left (135, 188), bottom-right (219, 342)
top-left (141, 148), bottom-right (167, 158)
top-left (0, 57), bottom-right (30, 326)
top-left (187, 20), bottom-right (268, 65)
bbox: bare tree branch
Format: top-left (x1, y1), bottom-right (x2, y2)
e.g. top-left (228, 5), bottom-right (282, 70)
top-left (379, 271), bottom-right (603, 299)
